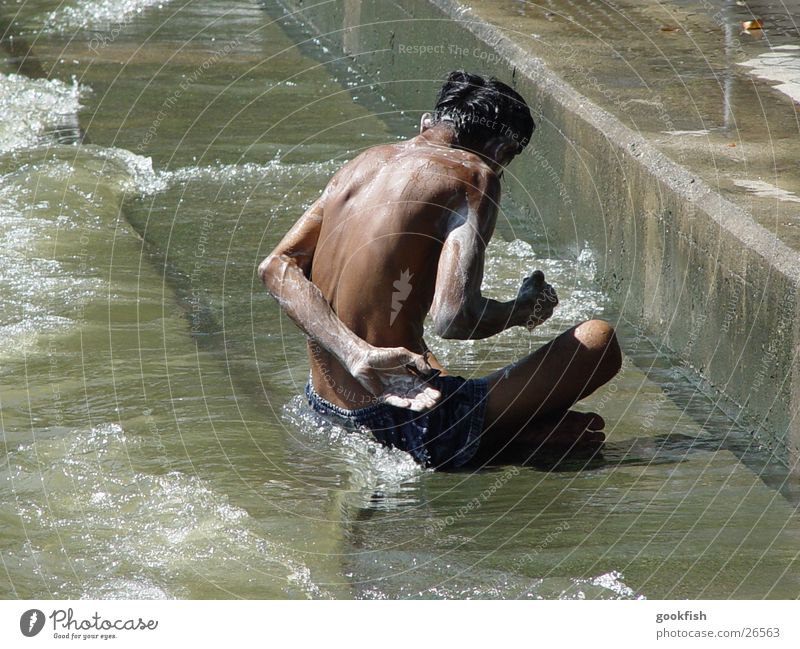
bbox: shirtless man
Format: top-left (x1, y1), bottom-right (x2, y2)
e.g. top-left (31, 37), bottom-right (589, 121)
top-left (259, 71), bottom-right (621, 469)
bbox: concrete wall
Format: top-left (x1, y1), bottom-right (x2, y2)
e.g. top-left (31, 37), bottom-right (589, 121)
top-left (275, 0), bottom-right (800, 470)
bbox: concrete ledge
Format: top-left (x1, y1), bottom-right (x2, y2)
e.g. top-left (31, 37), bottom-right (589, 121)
top-left (274, 0), bottom-right (799, 470)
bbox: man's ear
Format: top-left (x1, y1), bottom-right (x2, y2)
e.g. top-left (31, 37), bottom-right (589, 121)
top-left (419, 112), bottom-right (434, 134)
top-left (489, 139), bottom-right (518, 166)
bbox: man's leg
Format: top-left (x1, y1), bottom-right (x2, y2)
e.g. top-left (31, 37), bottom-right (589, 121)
top-left (476, 319), bottom-right (622, 460)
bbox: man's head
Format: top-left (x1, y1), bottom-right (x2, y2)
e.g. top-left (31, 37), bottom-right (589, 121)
top-left (421, 70), bottom-right (535, 167)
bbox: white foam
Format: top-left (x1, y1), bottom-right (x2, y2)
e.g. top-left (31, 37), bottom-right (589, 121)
top-left (0, 73), bottom-right (82, 153)
top-left (0, 141), bottom-right (177, 359)
top-left (85, 144), bottom-right (169, 195)
top-left (282, 395), bottom-right (426, 501)
top-left (162, 157), bottom-right (344, 186)
top-left (351, 551), bottom-right (643, 599)
top-left (583, 570), bottom-right (644, 599)
top-left (45, 0), bottom-right (173, 31)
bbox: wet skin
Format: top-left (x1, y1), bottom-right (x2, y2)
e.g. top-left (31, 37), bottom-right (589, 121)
top-left (259, 115), bottom-right (622, 463)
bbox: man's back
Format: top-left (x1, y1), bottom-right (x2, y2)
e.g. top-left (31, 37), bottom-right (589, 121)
top-left (308, 138), bottom-right (494, 408)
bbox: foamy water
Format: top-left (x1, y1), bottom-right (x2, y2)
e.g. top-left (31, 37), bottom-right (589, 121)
top-left (0, 67), bottom-right (176, 357)
top-left (430, 237), bottom-right (606, 369)
top-left (0, 157), bottom-right (164, 356)
top-left (350, 553), bottom-right (642, 599)
top-left (0, 423), bottom-right (322, 598)
top-left (44, 0), bottom-right (174, 31)
top-left (0, 46), bottom-right (352, 597)
top-left (282, 396), bottom-right (427, 504)
top-left (0, 74), bottom-right (82, 152)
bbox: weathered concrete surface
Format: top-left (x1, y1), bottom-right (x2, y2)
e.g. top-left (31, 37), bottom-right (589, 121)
top-left (273, 0), bottom-right (800, 472)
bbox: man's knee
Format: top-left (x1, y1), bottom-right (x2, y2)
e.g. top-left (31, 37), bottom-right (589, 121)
top-left (574, 319), bottom-right (622, 377)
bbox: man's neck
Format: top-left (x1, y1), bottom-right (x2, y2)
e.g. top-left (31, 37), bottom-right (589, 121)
top-left (414, 123), bottom-right (505, 175)
top-left (417, 123), bottom-right (459, 147)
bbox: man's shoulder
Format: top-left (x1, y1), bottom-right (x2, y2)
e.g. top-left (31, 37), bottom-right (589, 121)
top-left (349, 142), bottom-right (403, 166)
top-left (380, 140), bottom-right (497, 183)
top-left (333, 140), bottom-right (498, 205)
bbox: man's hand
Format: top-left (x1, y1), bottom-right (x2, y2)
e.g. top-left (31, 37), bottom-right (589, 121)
top-left (350, 346), bottom-right (442, 412)
top-left (514, 270), bottom-right (559, 329)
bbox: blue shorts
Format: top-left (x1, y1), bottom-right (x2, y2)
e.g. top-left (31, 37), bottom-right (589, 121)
top-left (304, 375), bottom-right (488, 469)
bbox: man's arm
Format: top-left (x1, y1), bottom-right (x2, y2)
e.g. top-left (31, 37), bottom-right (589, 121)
top-left (429, 171), bottom-right (558, 340)
top-left (258, 191), bottom-right (440, 411)
top-left (258, 196), bottom-right (363, 365)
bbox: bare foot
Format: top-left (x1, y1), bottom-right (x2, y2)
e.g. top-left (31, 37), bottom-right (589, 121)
top-left (518, 410), bottom-right (605, 448)
top-left (472, 410), bottom-right (605, 465)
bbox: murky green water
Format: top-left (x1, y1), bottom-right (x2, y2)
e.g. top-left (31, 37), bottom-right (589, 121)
top-left (1, 0), bottom-right (798, 599)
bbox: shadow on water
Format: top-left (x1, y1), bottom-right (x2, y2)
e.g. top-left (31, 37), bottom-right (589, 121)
top-left (545, 427), bottom-right (790, 476)
top-left (346, 433), bottom-right (704, 519)
top-left (516, 432), bottom-right (701, 473)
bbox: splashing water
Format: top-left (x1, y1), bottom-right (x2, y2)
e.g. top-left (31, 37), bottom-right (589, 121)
top-left (44, 0), bottom-right (175, 32)
top-left (0, 74), bottom-right (82, 152)
top-left (1, 423), bottom-right (326, 598)
top-left (282, 396), bottom-right (426, 505)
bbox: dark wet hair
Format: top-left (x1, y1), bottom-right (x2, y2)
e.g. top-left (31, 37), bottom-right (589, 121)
top-left (432, 70), bottom-right (535, 155)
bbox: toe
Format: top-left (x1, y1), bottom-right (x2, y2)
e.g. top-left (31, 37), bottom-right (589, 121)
top-left (585, 412), bottom-right (605, 431)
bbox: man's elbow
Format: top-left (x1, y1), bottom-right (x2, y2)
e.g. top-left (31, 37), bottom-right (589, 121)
top-left (257, 254), bottom-right (286, 292)
top-left (432, 309), bottom-right (474, 340)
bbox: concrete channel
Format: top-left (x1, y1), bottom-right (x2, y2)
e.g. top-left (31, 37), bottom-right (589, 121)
top-left (274, 0), bottom-right (800, 472)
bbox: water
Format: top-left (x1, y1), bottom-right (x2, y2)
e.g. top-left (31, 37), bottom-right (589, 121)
top-left (481, 0), bottom-right (800, 250)
top-left (1, 0), bottom-right (798, 599)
